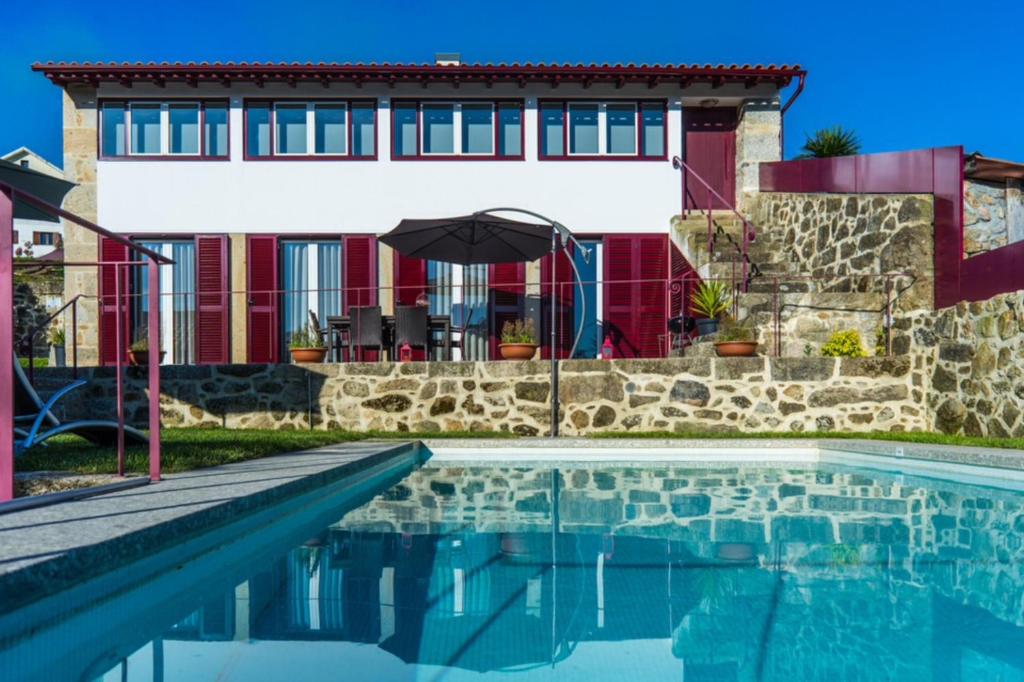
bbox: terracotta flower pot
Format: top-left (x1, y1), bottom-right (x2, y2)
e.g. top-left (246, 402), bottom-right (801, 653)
top-left (290, 347), bottom-right (327, 363)
top-left (714, 341), bottom-right (759, 357)
top-left (128, 349), bottom-right (166, 366)
top-left (498, 343), bottom-right (538, 360)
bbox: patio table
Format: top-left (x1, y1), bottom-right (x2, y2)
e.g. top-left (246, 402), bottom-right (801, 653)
top-left (325, 314), bottom-right (452, 361)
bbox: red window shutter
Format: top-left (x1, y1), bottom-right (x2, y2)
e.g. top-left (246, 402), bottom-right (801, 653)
top-left (246, 235), bottom-right (278, 363)
top-left (488, 262), bottom-right (525, 359)
top-left (540, 247), bottom-right (575, 359)
top-left (393, 252), bottom-right (427, 306)
top-left (602, 234), bottom-right (669, 358)
top-left (98, 236), bottom-right (130, 366)
top-left (195, 235), bottom-right (229, 364)
top-left (343, 235), bottom-right (378, 312)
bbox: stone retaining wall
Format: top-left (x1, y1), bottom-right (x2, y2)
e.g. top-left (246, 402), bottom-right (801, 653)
top-left (43, 355), bottom-right (925, 436)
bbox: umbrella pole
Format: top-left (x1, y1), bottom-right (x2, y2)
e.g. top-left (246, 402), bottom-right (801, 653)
top-left (549, 229), bottom-right (559, 437)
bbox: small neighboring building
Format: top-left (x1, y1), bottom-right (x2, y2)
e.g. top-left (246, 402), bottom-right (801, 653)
top-left (2, 147), bottom-right (65, 257)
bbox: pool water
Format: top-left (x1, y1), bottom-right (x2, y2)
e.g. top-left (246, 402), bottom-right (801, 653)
top-left (9, 460), bottom-right (1024, 681)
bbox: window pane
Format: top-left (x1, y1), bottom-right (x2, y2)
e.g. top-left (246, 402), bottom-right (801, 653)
top-left (130, 104), bottom-right (161, 154)
top-left (642, 105), bottom-right (665, 157)
top-left (101, 103), bottom-right (126, 156)
top-left (169, 103), bottom-right (200, 154)
top-left (423, 104), bottom-right (454, 154)
top-left (498, 104), bottom-right (522, 157)
top-left (569, 104), bottom-right (599, 155)
top-left (276, 104), bottom-right (308, 154)
top-left (606, 104), bottom-right (636, 154)
top-left (351, 104), bottom-right (375, 157)
top-left (204, 103), bottom-right (228, 157)
top-left (247, 103), bottom-right (271, 156)
top-left (394, 104), bottom-right (418, 156)
top-left (540, 104), bottom-right (564, 156)
top-left (314, 104), bottom-right (346, 154)
top-left (461, 104), bottom-right (493, 154)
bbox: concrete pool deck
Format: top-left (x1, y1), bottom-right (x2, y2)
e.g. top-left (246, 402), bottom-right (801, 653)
top-left (0, 440), bottom-right (419, 617)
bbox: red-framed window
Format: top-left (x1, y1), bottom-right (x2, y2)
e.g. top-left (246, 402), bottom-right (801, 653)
top-left (391, 99), bottom-right (524, 160)
top-left (538, 99), bottom-right (667, 161)
top-left (99, 99), bottom-right (230, 160)
top-left (243, 99), bottom-right (377, 160)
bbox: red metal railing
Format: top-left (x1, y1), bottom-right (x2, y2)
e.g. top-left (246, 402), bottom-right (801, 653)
top-left (671, 155), bottom-right (760, 292)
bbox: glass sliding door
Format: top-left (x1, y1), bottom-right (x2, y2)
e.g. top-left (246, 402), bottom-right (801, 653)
top-left (280, 240), bottom-right (342, 354)
top-left (133, 240), bottom-right (196, 364)
top-left (572, 240), bottom-right (602, 358)
top-left (418, 262), bottom-right (488, 361)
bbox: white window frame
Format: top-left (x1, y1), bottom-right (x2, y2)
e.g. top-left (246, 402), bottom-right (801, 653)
top-left (168, 101), bottom-right (202, 157)
top-left (604, 102), bottom-right (639, 157)
top-left (272, 102), bottom-right (311, 157)
top-left (313, 102), bottom-right (348, 156)
top-left (460, 102), bottom-right (495, 156)
top-left (420, 102), bottom-right (457, 156)
top-left (127, 102), bottom-right (165, 156)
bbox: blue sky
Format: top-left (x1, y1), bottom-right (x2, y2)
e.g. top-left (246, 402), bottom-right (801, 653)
top-left (3, 0), bottom-right (1022, 166)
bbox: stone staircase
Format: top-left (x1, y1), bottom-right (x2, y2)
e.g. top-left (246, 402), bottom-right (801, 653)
top-left (672, 210), bottom-right (891, 357)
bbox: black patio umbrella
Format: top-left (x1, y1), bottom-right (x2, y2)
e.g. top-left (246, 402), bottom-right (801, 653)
top-left (0, 159), bottom-right (76, 222)
top-left (379, 212), bottom-right (554, 265)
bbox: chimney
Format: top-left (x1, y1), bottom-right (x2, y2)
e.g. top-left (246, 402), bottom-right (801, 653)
top-left (434, 53), bottom-right (461, 66)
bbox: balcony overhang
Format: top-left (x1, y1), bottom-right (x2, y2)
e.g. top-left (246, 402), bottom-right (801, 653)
top-left (32, 61), bottom-right (805, 91)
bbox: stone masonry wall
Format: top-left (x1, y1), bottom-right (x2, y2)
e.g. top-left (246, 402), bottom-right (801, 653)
top-left (896, 290), bottom-right (1024, 437)
top-left (748, 192), bottom-right (935, 310)
top-left (964, 178), bottom-right (1010, 256)
top-left (41, 356), bottom-right (925, 436)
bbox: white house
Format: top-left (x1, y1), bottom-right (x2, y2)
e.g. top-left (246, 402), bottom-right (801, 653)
top-left (2, 146), bottom-right (65, 257)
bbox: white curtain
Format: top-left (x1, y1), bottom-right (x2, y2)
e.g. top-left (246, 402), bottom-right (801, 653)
top-left (318, 242), bottom-right (342, 319)
top-left (172, 242), bottom-right (196, 364)
top-left (281, 242), bottom-right (309, 349)
top-left (462, 264), bottom-right (489, 361)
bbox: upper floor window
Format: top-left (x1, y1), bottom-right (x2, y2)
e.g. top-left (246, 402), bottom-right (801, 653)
top-left (392, 100), bottom-right (523, 160)
top-left (99, 100), bottom-right (229, 159)
top-left (244, 100), bottom-right (376, 159)
top-left (539, 100), bottom-right (666, 160)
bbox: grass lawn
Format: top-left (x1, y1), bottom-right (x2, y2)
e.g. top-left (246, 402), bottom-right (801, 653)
top-left (14, 427), bottom-right (1022, 477)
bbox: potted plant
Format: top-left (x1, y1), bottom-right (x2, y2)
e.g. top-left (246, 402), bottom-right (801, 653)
top-left (714, 321), bottom-right (758, 357)
top-left (498, 319), bottom-right (538, 360)
top-left (690, 281), bottom-right (731, 335)
top-left (289, 322), bottom-right (327, 363)
top-left (128, 333), bottom-right (165, 366)
top-left (49, 326), bottom-right (66, 368)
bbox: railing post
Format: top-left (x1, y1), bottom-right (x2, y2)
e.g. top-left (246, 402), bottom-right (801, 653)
top-left (71, 298), bottom-right (78, 380)
top-left (772, 277), bottom-right (781, 357)
top-left (741, 220), bottom-right (750, 293)
top-left (1, 187), bottom-right (15, 502)
top-left (148, 256), bottom-right (161, 482)
top-left (706, 186), bottom-right (713, 255)
top-left (115, 263), bottom-right (125, 477)
top-left (885, 275), bottom-right (894, 357)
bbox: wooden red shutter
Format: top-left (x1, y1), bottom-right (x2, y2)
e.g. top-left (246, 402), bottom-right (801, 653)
top-left (195, 235), bottom-right (229, 364)
top-left (343, 235), bottom-right (378, 312)
top-left (602, 234), bottom-right (669, 358)
top-left (99, 236), bottom-right (130, 366)
top-left (246, 235), bottom-right (278, 363)
top-left (488, 262), bottom-right (525, 359)
top-left (393, 252), bottom-right (427, 306)
top-left (540, 247), bottom-right (575, 359)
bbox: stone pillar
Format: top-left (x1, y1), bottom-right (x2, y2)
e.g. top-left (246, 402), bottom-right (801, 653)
top-left (734, 98), bottom-right (781, 212)
top-left (1008, 179), bottom-right (1024, 245)
top-left (61, 85), bottom-right (100, 365)
top-left (229, 233), bottom-right (247, 363)
top-left (378, 242), bottom-right (394, 315)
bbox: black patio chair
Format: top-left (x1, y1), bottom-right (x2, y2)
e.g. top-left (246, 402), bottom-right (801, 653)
top-left (349, 305), bottom-right (385, 362)
top-left (394, 305), bottom-right (429, 358)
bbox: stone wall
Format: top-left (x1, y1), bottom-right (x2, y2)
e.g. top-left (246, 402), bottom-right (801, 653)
top-left (60, 85), bottom-right (100, 365)
top-left (895, 290), bottom-right (1024, 437)
top-left (41, 355), bottom-right (925, 435)
top-left (964, 178), bottom-right (1024, 256)
top-left (14, 268), bottom-right (63, 358)
top-left (748, 192), bottom-right (935, 310)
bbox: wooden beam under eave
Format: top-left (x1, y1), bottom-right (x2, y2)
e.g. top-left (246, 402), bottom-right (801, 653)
top-left (119, 76), bottom-right (133, 88)
top-left (615, 76), bottom-right (625, 89)
top-left (711, 76), bottom-right (724, 90)
top-left (744, 77), bottom-right (757, 89)
top-left (647, 77), bottom-right (660, 89)
top-left (186, 75), bottom-right (198, 89)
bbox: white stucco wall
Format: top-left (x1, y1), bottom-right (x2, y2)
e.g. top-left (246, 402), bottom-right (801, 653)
top-left (93, 82), bottom-right (774, 236)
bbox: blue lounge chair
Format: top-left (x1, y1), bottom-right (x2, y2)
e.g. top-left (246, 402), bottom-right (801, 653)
top-left (13, 357), bottom-right (148, 456)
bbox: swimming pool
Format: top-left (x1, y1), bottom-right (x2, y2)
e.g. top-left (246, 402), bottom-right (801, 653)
top-left (5, 451), bottom-right (1024, 681)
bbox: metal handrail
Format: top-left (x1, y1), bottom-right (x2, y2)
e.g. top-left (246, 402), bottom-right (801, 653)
top-left (671, 155), bottom-right (761, 293)
top-left (23, 294), bottom-right (83, 385)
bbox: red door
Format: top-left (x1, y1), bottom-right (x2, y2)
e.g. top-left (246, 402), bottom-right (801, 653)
top-left (684, 108), bottom-right (737, 210)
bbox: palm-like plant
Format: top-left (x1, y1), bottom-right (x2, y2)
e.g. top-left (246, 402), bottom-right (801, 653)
top-left (795, 126), bottom-right (861, 159)
top-left (690, 281), bottom-right (731, 320)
